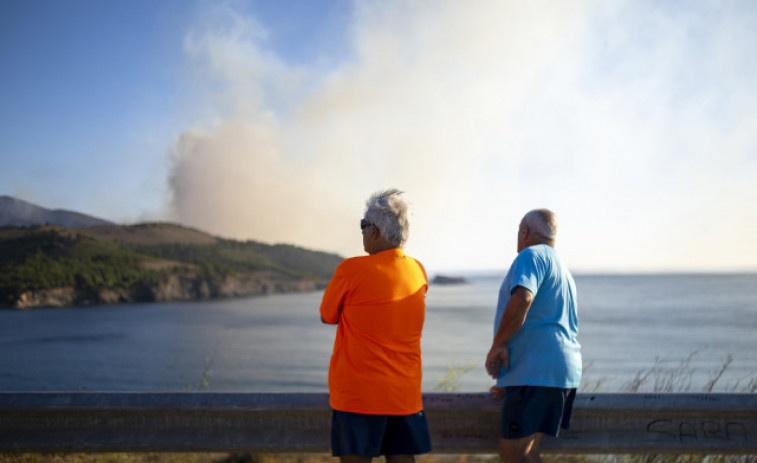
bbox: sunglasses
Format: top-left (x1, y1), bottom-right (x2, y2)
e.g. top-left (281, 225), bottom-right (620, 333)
top-left (360, 219), bottom-right (374, 230)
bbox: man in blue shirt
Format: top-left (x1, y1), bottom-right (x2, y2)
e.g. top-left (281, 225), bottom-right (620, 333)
top-left (485, 209), bottom-right (581, 462)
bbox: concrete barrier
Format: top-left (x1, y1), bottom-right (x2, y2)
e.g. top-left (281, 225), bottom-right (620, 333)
top-left (0, 393), bottom-right (755, 454)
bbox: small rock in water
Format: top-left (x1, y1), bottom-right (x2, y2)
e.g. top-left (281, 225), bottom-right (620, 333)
top-left (431, 275), bottom-right (468, 285)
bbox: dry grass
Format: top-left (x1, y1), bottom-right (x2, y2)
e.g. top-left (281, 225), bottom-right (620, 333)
top-left (0, 222), bottom-right (218, 246)
top-left (0, 454), bottom-right (590, 463)
top-left (76, 223), bottom-right (218, 246)
top-left (0, 224), bottom-right (217, 265)
top-left (0, 454), bottom-right (227, 463)
top-left (1, 451), bottom-right (754, 463)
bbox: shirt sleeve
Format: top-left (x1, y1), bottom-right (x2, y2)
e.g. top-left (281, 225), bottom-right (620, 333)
top-left (509, 248), bottom-right (543, 296)
top-left (319, 263), bottom-right (350, 324)
top-left (414, 259), bottom-right (429, 288)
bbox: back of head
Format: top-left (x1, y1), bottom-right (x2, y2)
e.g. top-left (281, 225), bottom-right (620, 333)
top-left (364, 189), bottom-right (410, 248)
top-left (523, 208), bottom-right (558, 244)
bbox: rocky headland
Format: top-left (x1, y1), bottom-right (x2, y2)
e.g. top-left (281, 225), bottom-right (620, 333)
top-left (10, 271), bottom-right (327, 309)
top-left (0, 218), bottom-right (343, 309)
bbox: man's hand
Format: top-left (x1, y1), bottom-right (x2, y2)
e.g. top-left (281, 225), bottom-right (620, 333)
top-left (486, 286), bottom-right (532, 380)
top-left (485, 345), bottom-right (509, 379)
top-left (489, 385), bottom-right (506, 400)
top-left (320, 316), bottom-right (338, 325)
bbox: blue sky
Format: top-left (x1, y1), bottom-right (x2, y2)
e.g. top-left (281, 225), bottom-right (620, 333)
top-left (2, 1), bottom-right (184, 214)
top-left (2, 0), bottom-right (756, 273)
top-left (1, 0), bottom-right (348, 217)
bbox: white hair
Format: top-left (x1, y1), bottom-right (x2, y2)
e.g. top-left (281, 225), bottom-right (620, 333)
top-left (364, 189), bottom-right (410, 247)
top-left (523, 209), bottom-right (558, 242)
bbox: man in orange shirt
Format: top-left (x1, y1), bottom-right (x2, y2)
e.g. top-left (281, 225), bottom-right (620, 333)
top-left (320, 189), bottom-right (431, 463)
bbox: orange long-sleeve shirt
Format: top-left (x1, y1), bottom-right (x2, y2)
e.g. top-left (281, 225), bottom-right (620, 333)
top-left (320, 248), bottom-right (428, 415)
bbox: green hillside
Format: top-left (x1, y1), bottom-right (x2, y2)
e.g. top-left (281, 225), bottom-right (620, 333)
top-left (0, 224), bottom-right (343, 307)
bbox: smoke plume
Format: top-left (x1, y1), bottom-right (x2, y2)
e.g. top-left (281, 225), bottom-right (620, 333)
top-left (168, 0), bottom-right (757, 271)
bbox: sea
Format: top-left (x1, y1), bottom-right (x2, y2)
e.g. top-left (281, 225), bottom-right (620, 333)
top-left (1, 273), bottom-right (756, 393)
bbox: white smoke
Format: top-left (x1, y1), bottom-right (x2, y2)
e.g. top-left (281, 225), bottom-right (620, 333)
top-left (168, 0), bottom-right (757, 272)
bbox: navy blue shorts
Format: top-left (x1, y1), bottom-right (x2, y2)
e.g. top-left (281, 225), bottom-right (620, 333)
top-left (331, 410), bottom-right (432, 457)
top-left (500, 386), bottom-right (576, 439)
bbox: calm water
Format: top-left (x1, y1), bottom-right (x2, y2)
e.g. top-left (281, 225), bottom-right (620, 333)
top-left (1, 273), bottom-right (755, 392)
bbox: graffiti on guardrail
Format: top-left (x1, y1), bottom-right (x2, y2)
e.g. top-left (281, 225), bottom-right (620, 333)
top-left (647, 419), bottom-right (748, 443)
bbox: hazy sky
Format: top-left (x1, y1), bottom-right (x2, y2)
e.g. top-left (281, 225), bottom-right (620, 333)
top-left (1, 0), bottom-right (756, 273)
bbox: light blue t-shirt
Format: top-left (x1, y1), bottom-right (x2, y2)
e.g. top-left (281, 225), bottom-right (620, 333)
top-left (494, 244), bottom-right (582, 388)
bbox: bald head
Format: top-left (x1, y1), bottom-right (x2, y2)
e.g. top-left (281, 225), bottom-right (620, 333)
top-left (518, 209), bottom-right (558, 252)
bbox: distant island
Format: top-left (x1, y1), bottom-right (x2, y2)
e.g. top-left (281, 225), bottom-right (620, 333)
top-left (0, 196), bottom-right (343, 309)
top-left (431, 274), bottom-right (468, 285)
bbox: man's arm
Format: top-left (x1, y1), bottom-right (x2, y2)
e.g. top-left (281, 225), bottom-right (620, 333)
top-left (320, 266), bottom-right (347, 325)
top-left (485, 286), bottom-right (533, 379)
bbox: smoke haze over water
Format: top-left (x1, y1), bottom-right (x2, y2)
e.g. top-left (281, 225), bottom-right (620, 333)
top-left (168, 1), bottom-right (757, 272)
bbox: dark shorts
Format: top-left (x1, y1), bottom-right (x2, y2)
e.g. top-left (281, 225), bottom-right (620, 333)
top-left (500, 386), bottom-right (577, 439)
top-left (331, 410), bottom-right (432, 457)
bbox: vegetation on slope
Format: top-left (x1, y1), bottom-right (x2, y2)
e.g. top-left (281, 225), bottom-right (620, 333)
top-left (131, 239), bottom-right (341, 281)
top-left (0, 225), bottom-right (343, 307)
top-left (0, 229), bottom-right (162, 304)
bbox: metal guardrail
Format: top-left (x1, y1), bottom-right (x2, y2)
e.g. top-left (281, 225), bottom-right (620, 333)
top-left (0, 393), bottom-right (755, 454)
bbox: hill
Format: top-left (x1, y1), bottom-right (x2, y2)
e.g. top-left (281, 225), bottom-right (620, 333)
top-left (0, 196), bottom-right (115, 227)
top-left (0, 223), bottom-right (343, 309)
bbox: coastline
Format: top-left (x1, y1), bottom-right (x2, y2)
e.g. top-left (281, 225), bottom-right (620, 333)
top-left (3, 271), bottom-right (327, 310)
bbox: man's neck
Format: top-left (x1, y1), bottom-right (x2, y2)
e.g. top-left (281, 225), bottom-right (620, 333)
top-left (521, 240), bottom-right (554, 252)
top-left (369, 241), bottom-right (397, 255)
